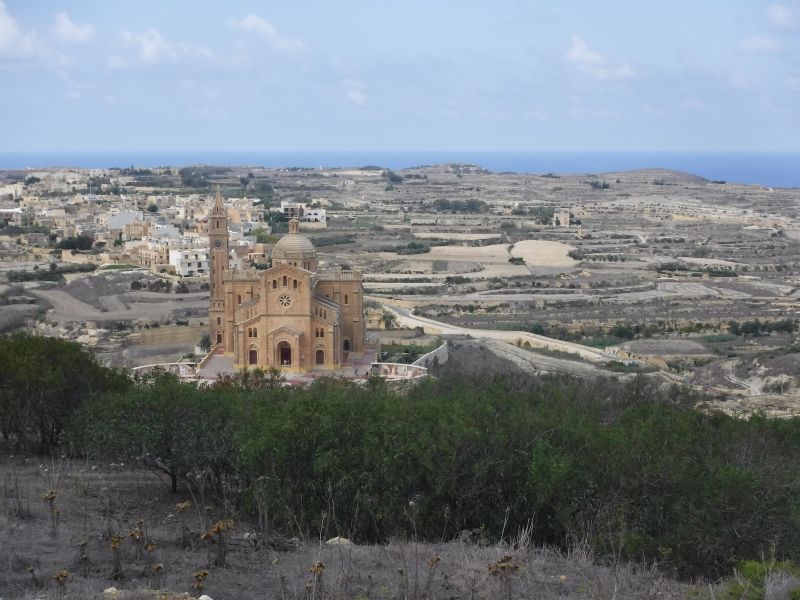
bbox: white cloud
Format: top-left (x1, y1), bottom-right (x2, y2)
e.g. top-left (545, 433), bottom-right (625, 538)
top-left (341, 79), bottom-right (368, 106)
top-left (785, 76), bottom-right (800, 90)
top-left (565, 34), bottom-right (636, 80)
top-left (739, 35), bottom-right (783, 53)
top-left (565, 35), bottom-right (604, 65)
top-left (729, 73), bottom-right (751, 90)
top-left (228, 15), bottom-right (305, 53)
top-left (568, 105), bottom-right (619, 119)
top-left (188, 106), bottom-right (229, 121)
top-left (523, 109), bottom-right (547, 122)
top-left (767, 4), bottom-right (797, 29)
top-left (0, 0), bottom-right (39, 59)
top-left (53, 12), bottom-right (95, 44)
top-left (109, 28), bottom-right (216, 67)
top-left (681, 96), bottom-right (704, 111)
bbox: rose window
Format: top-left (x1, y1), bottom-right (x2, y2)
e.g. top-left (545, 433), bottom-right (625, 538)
top-left (278, 294), bottom-right (292, 307)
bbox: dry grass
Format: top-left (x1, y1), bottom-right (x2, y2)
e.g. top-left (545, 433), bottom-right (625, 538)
top-left (1, 453), bottom-right (695, 599)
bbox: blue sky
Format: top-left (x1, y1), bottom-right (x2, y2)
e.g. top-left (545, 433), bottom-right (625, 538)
top-left (1, 1), bottom-right (798, 152)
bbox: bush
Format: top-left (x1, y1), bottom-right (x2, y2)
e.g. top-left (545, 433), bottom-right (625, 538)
top-left (0, 333), bottom-right (129, 452)
top-left (3, 331), bottom-right (798, 582)
top-left (396, 241), bottom-right (430, 255)
top-left (59, 368), bottom-right (800, 579)
top-left (7, 263), bottom-right (97, 282)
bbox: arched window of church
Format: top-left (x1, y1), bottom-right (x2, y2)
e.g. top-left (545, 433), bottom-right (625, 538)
top-left (217, 317), bottom-right (221, 325)
top-left (273, 279), bottom-right (277, 290)
top-left (252, 328), bottom-right (257, 338)
top-left (344, 294), bottom-right (349, 305)
top-left (320, 328), bottom-right (325, 338)
top-left (283, 276), bottom-right (287, 286)
top-left (237, 294), bottom-right (242, 304)
top-left (247, 328), bottom-right (251, 337)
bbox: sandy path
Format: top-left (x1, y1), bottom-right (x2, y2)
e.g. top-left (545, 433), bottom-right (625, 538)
top-left (480, 339), bottom-right (616, 378)
top-left (383, 303), bottom-right (611, 361)
top-left (32, 289), bottom-right (208, 322)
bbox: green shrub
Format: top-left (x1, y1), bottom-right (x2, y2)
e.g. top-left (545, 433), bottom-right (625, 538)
top-left (0, 331), bottom-right (796, 581)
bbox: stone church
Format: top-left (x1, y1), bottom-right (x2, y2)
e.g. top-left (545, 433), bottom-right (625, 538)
top-left (208, 190), bottom-right (365, 372)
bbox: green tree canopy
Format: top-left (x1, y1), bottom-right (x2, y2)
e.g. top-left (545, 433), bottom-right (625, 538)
top-left (0, 333), bottom-right (129, 452)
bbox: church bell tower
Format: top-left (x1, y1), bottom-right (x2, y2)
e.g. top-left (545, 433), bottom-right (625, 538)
top-left (208, 187), bottom-right (229, 347)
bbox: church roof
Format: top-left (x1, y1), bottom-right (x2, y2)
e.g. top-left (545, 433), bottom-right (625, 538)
top-left (273, 218), bottom-right (316, 258)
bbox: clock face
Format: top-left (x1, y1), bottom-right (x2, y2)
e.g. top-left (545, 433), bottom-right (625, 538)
top-left (278, 294), bottom-right (292, 307)
top-left (214, 239), bottom-right (222, 248)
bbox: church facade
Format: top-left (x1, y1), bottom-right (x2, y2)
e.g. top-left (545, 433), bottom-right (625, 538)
top-left (208, 191), bottom-right (365, 372)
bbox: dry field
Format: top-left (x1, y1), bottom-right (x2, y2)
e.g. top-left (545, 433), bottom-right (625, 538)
top-left (0, 453), bottom-right (699, 600)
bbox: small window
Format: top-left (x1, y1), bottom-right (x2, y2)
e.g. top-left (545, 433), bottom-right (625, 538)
top-left (237, 294), bottom-right (242, 304)
top-left (320, 328), bottom-right (324, 338)
top-left (252, 328), bottom-right (257, 338)
top-left (344, 294), bottom-right (349, 305)
top-left (273, 280), bottom-right (277, 290)
top-left (283, 276), bottom-right (287, 286)
top-left (217, 317), bottom-right (221, 325)
top-left (293, 279), bottom-right (298, 290)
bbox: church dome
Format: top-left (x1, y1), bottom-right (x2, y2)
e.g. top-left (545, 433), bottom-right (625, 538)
top-left (272, 219), bottom-right (317, 268)
top-left (274, 232), bottom-right (315, 255)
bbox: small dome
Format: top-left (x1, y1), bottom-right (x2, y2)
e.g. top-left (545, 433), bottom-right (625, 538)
top-left (272, 219), bottom-right (317, 267)
top-left (273, 233), bottom-right (315, 256)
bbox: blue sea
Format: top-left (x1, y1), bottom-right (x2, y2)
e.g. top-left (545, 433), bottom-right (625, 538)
top-left (0, 151), bottom-right (798, 188)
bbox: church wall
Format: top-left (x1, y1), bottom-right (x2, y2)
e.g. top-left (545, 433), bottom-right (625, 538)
top-left (316, 278), bottom-right (365, 353)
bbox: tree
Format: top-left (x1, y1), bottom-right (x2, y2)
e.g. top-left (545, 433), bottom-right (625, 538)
top-left (75, 373), bottom-right (234, 494)
top-left (0, 333), bottom-right (128, 452)
top-left (146, 203), bottom-right (159, 213)
top-left (199, 333), bottom-right (211, 352)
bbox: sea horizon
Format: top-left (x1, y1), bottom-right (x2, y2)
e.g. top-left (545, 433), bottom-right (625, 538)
top-left (1, 150), bottom-right (799, 189)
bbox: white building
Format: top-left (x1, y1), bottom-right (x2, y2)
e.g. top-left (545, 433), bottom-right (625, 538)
top-left (168, 248), bottom-right (210, 277)
top-left (301, 207), bottom-right (327, 222)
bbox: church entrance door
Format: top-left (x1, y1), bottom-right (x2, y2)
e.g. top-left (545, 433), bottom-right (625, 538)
top-left (278, 342), bottom-right (292, 366)
top-left (316, 350), bottom-right (325, 365)
top-left (249, 349), bottom-right (258, 365)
